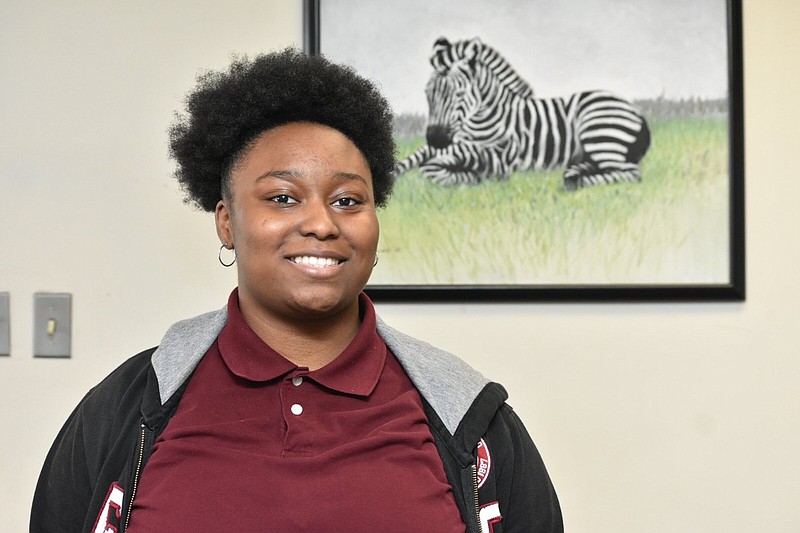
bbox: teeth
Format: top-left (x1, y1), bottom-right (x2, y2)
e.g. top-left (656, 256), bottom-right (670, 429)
top-left (291, 256), bottom-right (340, 267)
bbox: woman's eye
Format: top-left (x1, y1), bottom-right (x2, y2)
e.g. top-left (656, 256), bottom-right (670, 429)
top-left (269, 194), bottom-right (297, 204)
top-left (333, 197), bottom-right (359, 207)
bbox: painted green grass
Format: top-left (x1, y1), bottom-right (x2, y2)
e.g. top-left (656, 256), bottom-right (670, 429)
top-left (372, 117), bottom-right (729, 285)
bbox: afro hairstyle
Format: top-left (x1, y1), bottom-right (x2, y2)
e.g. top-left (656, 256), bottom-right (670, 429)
top-left (168, 48), bottom-right (396, 211)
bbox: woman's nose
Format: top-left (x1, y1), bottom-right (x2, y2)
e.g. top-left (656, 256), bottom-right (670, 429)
top-left (299, 200), bottom-right (340, 239)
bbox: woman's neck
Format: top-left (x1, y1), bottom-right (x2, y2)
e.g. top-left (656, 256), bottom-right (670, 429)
top-left (237, 297), bottom-right (362, 370)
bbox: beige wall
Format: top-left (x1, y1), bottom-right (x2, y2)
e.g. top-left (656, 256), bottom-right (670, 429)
top-left (2, 1), bottom-right (798, 531)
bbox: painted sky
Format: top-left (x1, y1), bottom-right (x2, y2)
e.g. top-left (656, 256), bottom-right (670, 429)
top-left (320, 0), bottom-right (730, 114)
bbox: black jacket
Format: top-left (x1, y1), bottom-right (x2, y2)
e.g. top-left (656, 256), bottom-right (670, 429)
top-left (31, 308), bottom-right (562, 533)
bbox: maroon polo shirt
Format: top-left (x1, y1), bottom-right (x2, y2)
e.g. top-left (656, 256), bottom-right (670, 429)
top-left (126, 290), bottom-right (465, 532)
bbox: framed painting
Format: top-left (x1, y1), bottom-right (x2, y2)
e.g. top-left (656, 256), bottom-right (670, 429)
top-left (304, 0), bottom-right (744, 302)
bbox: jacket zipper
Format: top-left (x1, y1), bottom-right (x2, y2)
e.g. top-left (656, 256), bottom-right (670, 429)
top-left (471, 463), bottom-right (481, 531)
top-left (124, 423), bottom-right (147, 531)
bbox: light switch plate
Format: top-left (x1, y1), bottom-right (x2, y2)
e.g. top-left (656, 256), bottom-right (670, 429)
top-left (33, 293), bottom-right (71, 358)
top-left (0, 292), bottom-right (9, 356)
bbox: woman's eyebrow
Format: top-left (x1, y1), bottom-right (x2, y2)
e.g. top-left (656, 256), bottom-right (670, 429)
top-left (332, 172), bottom-right (368, 186)
top-left (255, 169), bottom-right (302, 182)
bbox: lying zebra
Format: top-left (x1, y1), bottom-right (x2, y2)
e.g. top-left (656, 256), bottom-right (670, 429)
top-left (395, 37), bottom-right (651, 190)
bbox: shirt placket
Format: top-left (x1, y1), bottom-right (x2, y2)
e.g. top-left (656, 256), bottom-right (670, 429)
top-left (279, 369), bottom-right (314, 456)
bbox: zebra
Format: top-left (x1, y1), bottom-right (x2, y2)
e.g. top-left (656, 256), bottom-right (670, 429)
top-left (395, 37), bottom-right (651, 190)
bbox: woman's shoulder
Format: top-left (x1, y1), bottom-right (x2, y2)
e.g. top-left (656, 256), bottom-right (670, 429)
top-left (375, 316), bottom-right (493, 435)
top-left (80, 347), bottom-right (157, 410)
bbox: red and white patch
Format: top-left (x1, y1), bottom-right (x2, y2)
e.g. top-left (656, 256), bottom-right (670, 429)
top-left (92, 482), bottom-right (124, 533)
top-left (479, 501), bottom-right (503, 533)
top-left (476, 438), bottom-right (492, 489)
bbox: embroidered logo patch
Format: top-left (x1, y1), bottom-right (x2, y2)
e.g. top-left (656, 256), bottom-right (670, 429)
top-left (476, 438), bottom-right (492, 489)
top-left (479, 501), bottom-right (503, 533)
top-left (92, 482), bottom-right (124, 533)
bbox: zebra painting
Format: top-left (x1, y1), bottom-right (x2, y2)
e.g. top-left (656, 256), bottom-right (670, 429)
top-left (395, 37), bottom-right (651, 190)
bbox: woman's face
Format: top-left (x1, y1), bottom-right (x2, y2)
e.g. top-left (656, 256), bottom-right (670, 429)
top-left (215, 122), bottom-right (379, 323)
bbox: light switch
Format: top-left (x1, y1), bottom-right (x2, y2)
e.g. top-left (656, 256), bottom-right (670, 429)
top-left (0, 292), bottom-right (9, 356)
top-left (34, 293), bottom-right (71, 358)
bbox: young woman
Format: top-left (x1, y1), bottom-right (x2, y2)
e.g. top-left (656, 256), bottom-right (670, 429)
top-left (31, 48), bottom-right (562, 533)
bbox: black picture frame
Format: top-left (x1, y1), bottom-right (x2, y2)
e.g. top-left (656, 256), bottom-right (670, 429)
top-left (304, 0), bottom-right (745, 303)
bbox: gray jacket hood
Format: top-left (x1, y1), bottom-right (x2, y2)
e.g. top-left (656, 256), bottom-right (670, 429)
top-left (151, 307), bottom-right (490, 436)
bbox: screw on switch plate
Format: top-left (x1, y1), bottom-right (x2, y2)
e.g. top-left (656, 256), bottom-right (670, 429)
top-left (34, 293), bottom-right (71, 358)
top-left (0, 292), bottom-right (9, 356)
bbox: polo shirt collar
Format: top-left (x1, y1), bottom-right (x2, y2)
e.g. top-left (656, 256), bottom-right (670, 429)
top-left (218, 289), bottom-right (386, 397)
top-left (308, 292), bottom-right (385, 397)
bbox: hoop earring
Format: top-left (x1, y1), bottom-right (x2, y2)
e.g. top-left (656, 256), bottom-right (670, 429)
top-left (218, 244), bottom-right (236, 267)
top-left (373, 253), bottom-right (379, 267)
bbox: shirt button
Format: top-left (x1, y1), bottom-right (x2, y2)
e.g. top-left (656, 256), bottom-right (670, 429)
top-left (291, 403), bottom-right (303, 416)
top-left (292, 376), bottom-right (303, 387)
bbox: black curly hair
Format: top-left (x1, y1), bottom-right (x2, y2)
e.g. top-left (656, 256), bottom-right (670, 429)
top-left (169, 48), bottom-right (396, 211)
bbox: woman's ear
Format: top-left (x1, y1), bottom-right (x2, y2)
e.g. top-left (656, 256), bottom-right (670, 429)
top-left (215, 200), bottom-right (233, 246)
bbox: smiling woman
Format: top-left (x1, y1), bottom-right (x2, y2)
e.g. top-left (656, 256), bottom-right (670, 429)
top-left (216, 122), bottom-right (380, 368)
top-left (30, 48), bottom-right (562, 533)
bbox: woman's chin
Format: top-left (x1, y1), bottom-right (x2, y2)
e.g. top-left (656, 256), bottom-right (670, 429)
top-left (286, 289), bottom-right (358, 319)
